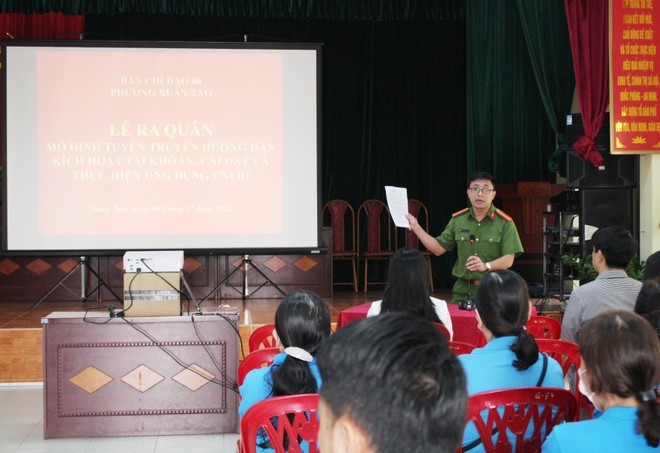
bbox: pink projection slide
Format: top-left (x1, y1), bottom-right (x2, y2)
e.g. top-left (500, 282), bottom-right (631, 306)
top-left (37, 50), bottom-right (284, 236)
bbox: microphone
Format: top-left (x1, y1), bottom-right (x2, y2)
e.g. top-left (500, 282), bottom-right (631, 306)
top-left (460, 235), bottom-right (476, 310)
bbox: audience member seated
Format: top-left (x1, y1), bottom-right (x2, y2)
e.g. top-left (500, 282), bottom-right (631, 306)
top-left (366, 247), bottom-right (453, 338)
top-left (239, 290), bottom-right (331, 452)
top-left (634, 277), bottom-right (660, 337)
top-left (561, 227), bottom-right (642, 343)
top-left (458, 270), bottom-right (564, 451)
top-left (316, 312), bottom-right (467, 453)
top-left (644, 250), bottom-right (660, 280)
top-left (543, 310), bottom-right (660, 452)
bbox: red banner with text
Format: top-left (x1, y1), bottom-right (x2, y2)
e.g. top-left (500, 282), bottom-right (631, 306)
top-left (610, 0), bottom-right (660, 154)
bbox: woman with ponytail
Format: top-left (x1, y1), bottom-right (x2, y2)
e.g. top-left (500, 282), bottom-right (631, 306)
top-left (543, 310), bottom-right (660, 452)
top-left (458, 270), bottom-right (564, 451)
top-left (239, 290), bottom-right (331, 451)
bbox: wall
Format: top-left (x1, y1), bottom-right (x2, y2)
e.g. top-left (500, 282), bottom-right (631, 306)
top-left (639, 154), bottom-right (660, 259)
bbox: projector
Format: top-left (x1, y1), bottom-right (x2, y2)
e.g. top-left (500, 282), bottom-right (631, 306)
top-left (123, 251), bottom-right (184, 273)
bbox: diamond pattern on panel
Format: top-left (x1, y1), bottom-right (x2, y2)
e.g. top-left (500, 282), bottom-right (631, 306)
top-left (183, 257), bottom-right (202, 273)
top-left (26, 259), bottom-right (52, 275)
top-left (121, 365), bottom-right (165, 393)
top-left (293, 256), bottom-right (318, 272)
top-left (172, 364), bottom-right (216, 391)
top-left (232, 257), bottom-right (246, 270)
top-left (264, 256), bottom-right (287, 273)
top-left (69, 366), bottom-right (113, 394)
top-left (0, 259), bottom-right (20, 276)
top-left (58, 259), bottom-right (79, 273)
top-left (115, 260), bottom-right (124, 271)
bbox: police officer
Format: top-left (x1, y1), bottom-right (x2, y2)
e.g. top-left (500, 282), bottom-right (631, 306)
top-left (406, 172), bottom-right (524, 303)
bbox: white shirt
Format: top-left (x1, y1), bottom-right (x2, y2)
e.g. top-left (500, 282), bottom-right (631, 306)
top-left (367, 297), bottom-right (453, 340)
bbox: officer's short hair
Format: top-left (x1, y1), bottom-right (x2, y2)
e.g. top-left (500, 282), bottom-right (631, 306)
top-left (468, 172), bottom-right (496, 189)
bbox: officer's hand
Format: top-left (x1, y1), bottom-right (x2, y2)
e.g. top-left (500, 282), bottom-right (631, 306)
top-left (406, 213), bottom-right (418, 230)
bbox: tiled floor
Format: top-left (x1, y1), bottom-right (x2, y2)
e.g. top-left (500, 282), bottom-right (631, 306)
top-left (0, 383), bottom-right (242, 453)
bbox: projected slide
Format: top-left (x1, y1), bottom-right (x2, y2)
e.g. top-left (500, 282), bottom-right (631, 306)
top-left (3, 43), bottom-right (320, 253)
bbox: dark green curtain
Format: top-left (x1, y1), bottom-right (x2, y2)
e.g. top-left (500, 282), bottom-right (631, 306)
top-left (84, 14), bottom-right (467, 289)
top-left (517, 0), bottom-right (575, 175)
top-left (0, 0), bottom-right (464, 20)
top-left (466, 0), bottom-right (562, 184)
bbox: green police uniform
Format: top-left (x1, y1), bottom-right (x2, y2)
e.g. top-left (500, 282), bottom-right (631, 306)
top-left (436, 204), bottom-right (524, 302)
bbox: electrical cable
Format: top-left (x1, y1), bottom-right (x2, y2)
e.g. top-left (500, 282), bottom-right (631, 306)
top-left (190, 314), bottom-right (234, 385)
top-left (119, 316), bottom-right (239, 393)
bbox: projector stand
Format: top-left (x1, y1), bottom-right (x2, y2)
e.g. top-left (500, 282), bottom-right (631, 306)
top-left (30, 257), bottom-right (122, 310)
top-left (199, 255), bottom-right (286, 304)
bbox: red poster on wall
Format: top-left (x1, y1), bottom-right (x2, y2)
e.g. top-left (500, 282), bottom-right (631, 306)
top-left (610, 0), bottom-right (660, 154)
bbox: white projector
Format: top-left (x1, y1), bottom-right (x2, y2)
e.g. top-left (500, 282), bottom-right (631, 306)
top-left (123, 251), bottom-right (184, 273)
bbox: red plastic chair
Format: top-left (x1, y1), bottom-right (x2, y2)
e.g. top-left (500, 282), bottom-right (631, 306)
top-left (323, 199), bottom-right (359, 292)
top-left (248, 323), bottom-right (277, 352)
top-left (461, 387), bottom-right (577, 452)
top-left (449, 340), bottom-right (475, 356)
top-left (526, 315), bottom-right (561, 340)
top-left (238, 347), bottom-right (280, 386)
top-left (239, 394), bottom-right (320, 453)
top-left (433, 322), bottom-right (451, 341)
top-left (357, 199), bottom-right (393, 292)
top-left (536, 338), bottom-right (582, 420)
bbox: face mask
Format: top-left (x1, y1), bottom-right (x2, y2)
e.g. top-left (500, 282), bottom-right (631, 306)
top-left (578, 369), bottom-right (600, 411)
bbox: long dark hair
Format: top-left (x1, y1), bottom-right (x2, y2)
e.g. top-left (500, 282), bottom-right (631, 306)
top-left (380, 247), bottom-right (441, 323)
top-left (474, 270), bottom-right (538, 371)
top-left (270, 290), bottom-right (331, 397)
top-left (634, 277), bottom-right (660, 336)
top-left (579, 311), bottom-right (660, 447)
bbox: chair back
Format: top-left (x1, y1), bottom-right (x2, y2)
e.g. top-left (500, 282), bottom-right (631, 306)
top-left (249, 323), bottom-right (277, 352)
top-left (398, 198), bottom-right (434, 291)
top-left (322, 199), bottom-right (357, 255)
top-left (357, 199), bottom-right (394, 291)
top-left (357, 199), bottom-right (392, 255)
top-left (526, 315), bottom-right (561, 339)
top-left (536, 338), bottom-right (583, 420)
top-left (238, 347), bottom-right (280, 386)
top-left (239, 394), bottom-right (320, 453)
top-left (449, 340), bottom-right (475, 356)
top-left (399, 199), bottom-right (429, 249)
top-left (462, 387), bottom-right (577, 453)
top-left (322, 199), bottom-right (359, 292)
top-left (433, 322), bottom-right (451, 341)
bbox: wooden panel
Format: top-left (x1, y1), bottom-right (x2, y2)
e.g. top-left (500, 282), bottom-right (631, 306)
top-left (0, 229), bottom-right (331, 302)
top-left (497, 182), bottom-right (567, 283)
top-left (43, 314), bottom-right (239, 438)
top-left (211, 227), bottom-right (332, 300)
top-left (0, 329), bottom-right (43, 382)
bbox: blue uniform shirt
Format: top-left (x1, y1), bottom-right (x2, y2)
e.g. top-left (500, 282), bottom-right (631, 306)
top-left (543, 406), bottom-right (656, 452)
top-left (458, 336), bottom-right (565, 451)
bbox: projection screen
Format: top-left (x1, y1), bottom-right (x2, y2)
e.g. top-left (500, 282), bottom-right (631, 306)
top-left (2, 41), bottom-right (322, 255)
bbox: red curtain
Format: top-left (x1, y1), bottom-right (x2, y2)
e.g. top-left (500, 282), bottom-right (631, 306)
top-left (0, 12), bottom-right (84, 39)
top-left (564, 0), bottom-right (608, 167)
top-left (0, 13), bottom-right (84, 165)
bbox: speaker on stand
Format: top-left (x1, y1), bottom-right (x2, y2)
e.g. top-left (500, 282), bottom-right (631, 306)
top-left (565, 113), bottom-right (640, 256)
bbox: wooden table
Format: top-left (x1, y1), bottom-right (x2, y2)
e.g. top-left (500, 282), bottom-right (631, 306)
top-left (42, 312), bottom-right (239, 438)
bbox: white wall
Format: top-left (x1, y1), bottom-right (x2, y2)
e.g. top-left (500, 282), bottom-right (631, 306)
top-left (639, 154), bottom-right (660, 260)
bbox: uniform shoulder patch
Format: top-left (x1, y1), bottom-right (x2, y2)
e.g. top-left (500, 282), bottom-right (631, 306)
top-left (495, 209), bottom-right (513, 222)
top-left (451, 207), bottom-right (469, 218)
